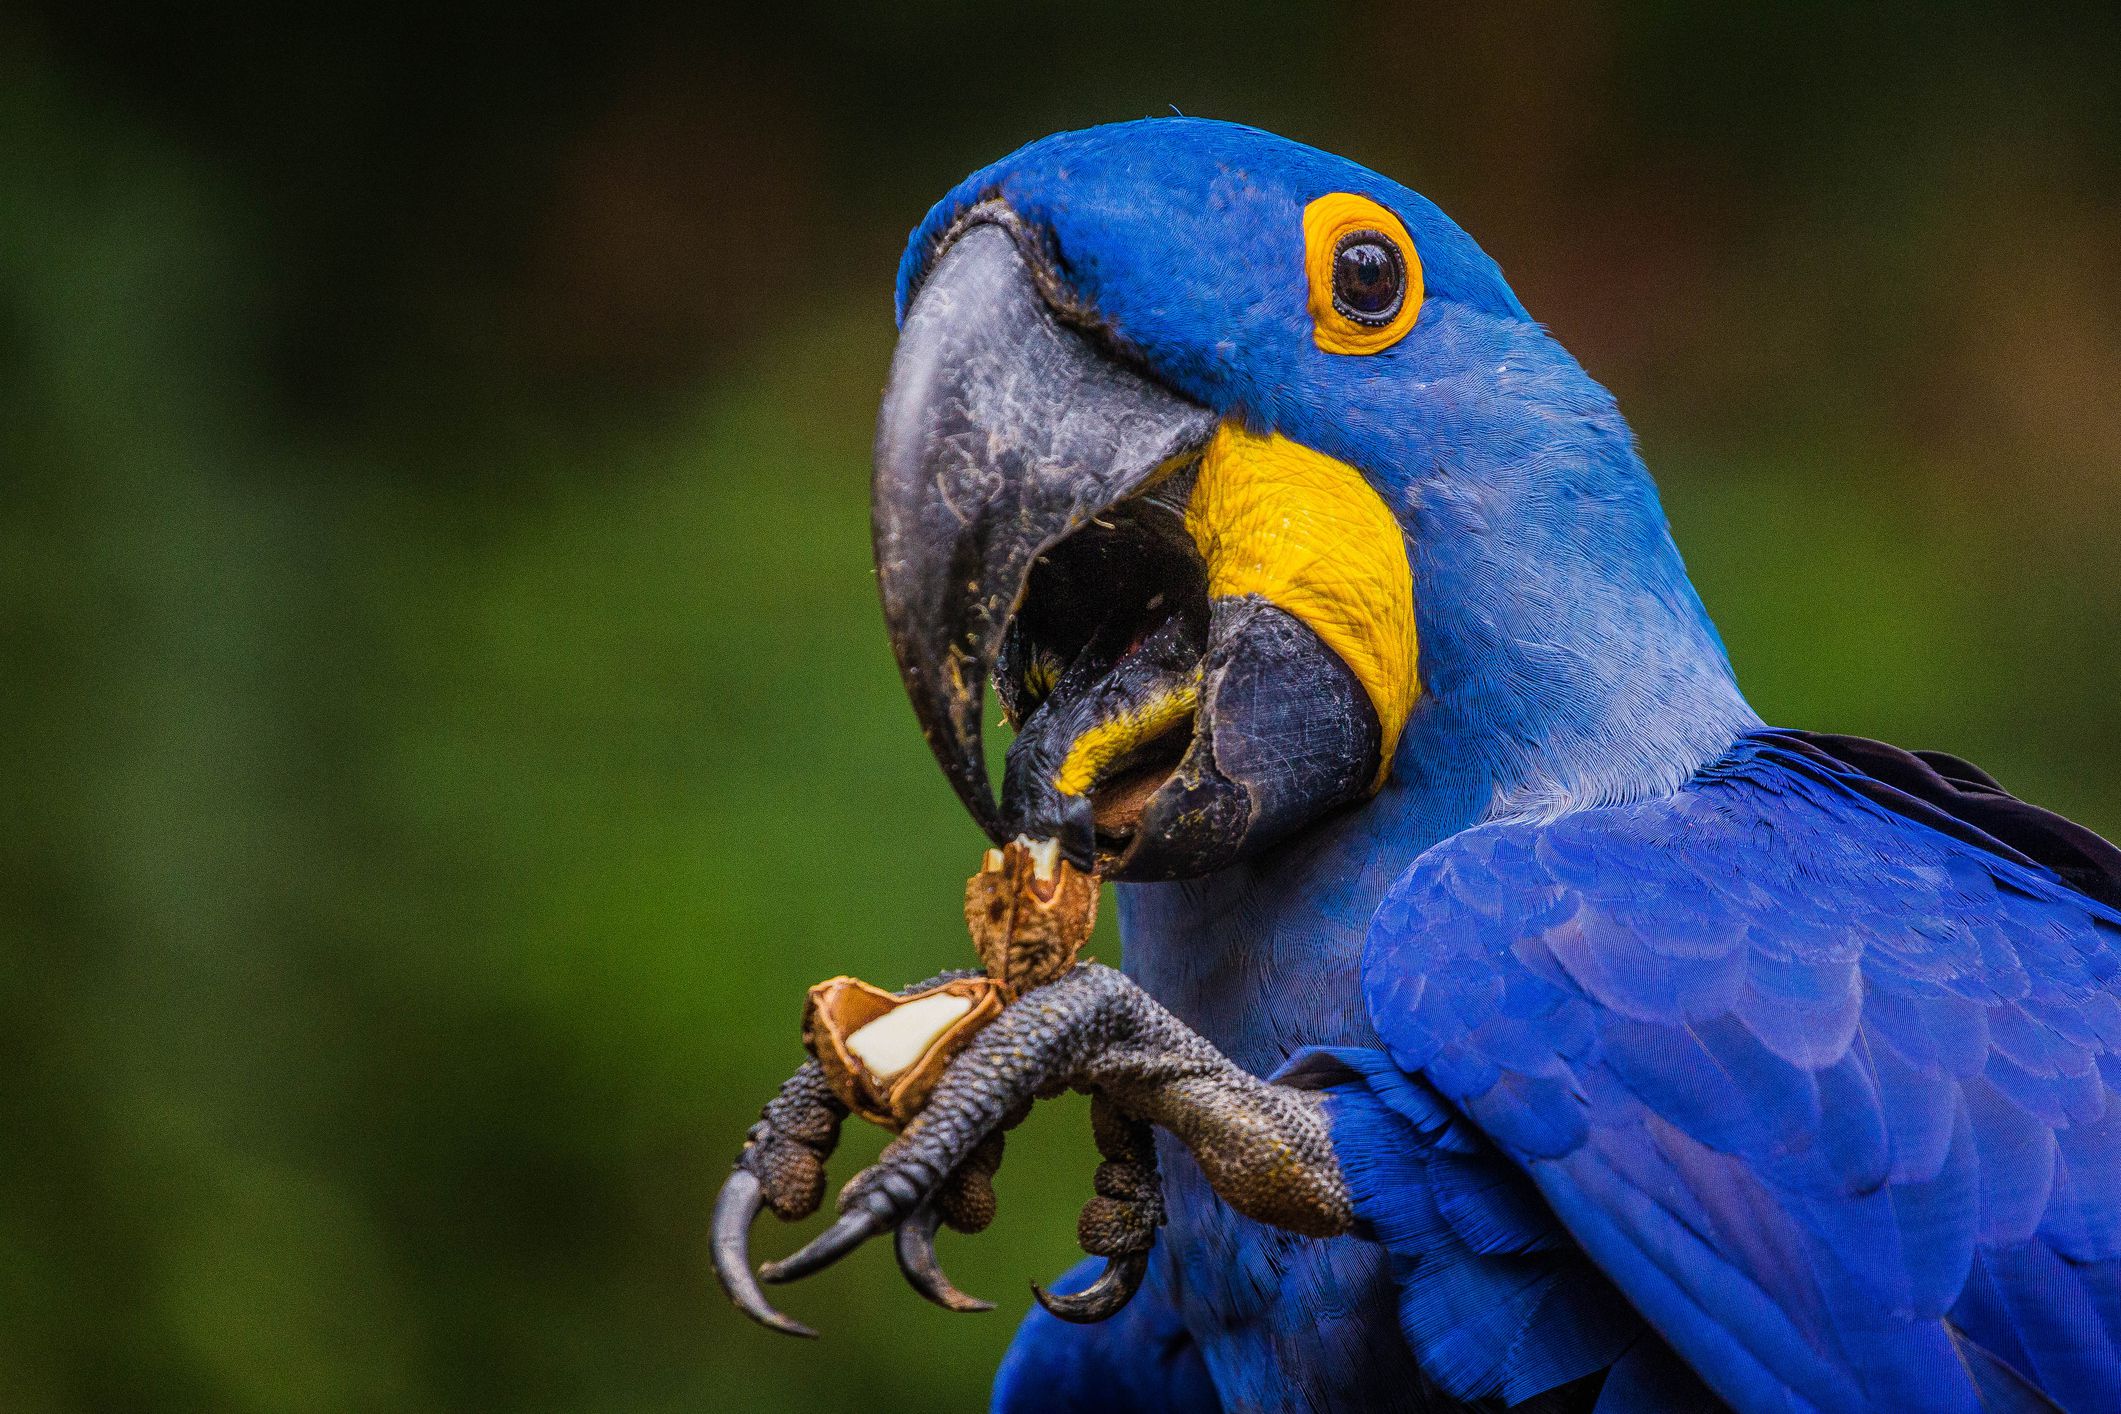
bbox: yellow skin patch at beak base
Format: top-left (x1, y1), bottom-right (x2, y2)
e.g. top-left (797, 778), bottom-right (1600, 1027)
top-left (1185, 421), bottom-right (1418, 785)
top-left (1052, 679), bottom-right (1201, 797)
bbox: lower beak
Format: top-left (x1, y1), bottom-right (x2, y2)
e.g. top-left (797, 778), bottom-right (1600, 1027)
top-left (873, 215), bottom-right (1381, 877)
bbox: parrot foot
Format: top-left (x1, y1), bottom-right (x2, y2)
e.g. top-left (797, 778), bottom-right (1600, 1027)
top-left (1033, 1094), bottom-right (1162, 1322)
top-left (715, 969), bottom-right (1000, 1336)
top-left (712, 1059), bottom-right (845, 1337)
top-left (743, 963), bottom-right (1352, 1332)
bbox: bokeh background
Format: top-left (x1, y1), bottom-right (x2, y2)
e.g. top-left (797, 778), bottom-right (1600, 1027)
top-left (9, 3), bottom-right (2121, 1410)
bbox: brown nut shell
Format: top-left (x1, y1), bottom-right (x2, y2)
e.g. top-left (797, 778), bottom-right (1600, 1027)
top-left (964, 843), bottom-right (1099, 999)
top-left (802, 975), bottom-right (1005, 1129)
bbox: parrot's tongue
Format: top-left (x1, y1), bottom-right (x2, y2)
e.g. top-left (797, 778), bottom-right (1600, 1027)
top-left (990, 482), bottom-right (1210, 867)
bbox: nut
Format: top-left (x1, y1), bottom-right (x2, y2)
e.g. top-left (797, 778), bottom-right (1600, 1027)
top-left (803, 975), bottom-right (1004, 1129)
top-left (963, 839), bottom-right (1099, 999)
top-left (804, 838), bottom-right (1100, 1127)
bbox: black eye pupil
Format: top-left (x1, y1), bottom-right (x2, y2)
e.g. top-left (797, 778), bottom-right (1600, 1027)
top-left (1331, 233), bottom-right (1406, 325)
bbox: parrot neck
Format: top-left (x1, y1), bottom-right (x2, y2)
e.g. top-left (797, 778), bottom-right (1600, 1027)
top-left (1398, 431), bottom-right (1762, 824)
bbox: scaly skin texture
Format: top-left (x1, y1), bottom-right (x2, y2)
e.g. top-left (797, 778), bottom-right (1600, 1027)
top-left (826, 963), bottom-right (1350, 1242)
top-left (738, 1061), bottom-right (844, 1222)
top-left (1076, 1096), bottom-right (1163, 1261)
top-left (726, 958), bottom-right (1350, 1344)
top-left (735, 968), bottom-right (981, 1223)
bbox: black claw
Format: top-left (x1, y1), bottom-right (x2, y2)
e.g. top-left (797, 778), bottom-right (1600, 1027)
top-left (894, 1204), bottom-right (994, 1313)
top-left (712, 1170), bottom-right (817, 1339)
top-left (758, 1204), bottom-right (889, 1285)
top-left (1031, 1252), bottom-right (1148, 1324)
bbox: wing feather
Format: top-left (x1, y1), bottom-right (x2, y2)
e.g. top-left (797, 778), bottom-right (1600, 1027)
top-left (1356, 734), bottom-right (2121, 1413)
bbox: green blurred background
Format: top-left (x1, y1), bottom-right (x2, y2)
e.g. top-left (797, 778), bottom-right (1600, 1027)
top-left (8, 3), bottom-right (2121, 1410)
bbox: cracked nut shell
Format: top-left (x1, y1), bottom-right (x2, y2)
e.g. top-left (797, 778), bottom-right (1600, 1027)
top-left (963, 842), bottom-right (1099, 999)
top-left (803, 975), bottom-right (1005, 1129)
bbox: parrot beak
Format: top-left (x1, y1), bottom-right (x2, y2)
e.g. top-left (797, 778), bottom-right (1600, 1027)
top-left (874, 212), bottom-right (1382, 879)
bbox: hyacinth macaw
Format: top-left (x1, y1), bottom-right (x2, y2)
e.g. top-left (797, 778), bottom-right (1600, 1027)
top-left (715, 118), bottom-right (2121, 1413)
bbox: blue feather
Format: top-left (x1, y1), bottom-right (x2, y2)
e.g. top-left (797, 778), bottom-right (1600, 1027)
top-left (1310, 1048), bottom-right (1645, 1405)
top-left (1363, 733), bottom-right (2121, 1410)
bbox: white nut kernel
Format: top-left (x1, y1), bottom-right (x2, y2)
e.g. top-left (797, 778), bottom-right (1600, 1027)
top-left (844, 992), bottom-right (975, 1081)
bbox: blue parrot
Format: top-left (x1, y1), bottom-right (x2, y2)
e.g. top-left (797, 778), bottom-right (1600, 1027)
top-left (715, 119), bottom-right (2121, 1414)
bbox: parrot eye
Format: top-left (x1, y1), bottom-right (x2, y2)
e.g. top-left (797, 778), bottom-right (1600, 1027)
top-left (1331, 233), bottom-right (1406, 325)
top-left (1302, 192), bottom-right (1423, 355)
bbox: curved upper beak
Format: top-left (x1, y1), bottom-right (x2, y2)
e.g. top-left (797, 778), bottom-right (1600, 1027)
top-left (873, 220), bottom-right (1217, 837)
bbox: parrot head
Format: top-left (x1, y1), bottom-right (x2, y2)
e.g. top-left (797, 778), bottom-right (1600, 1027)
top-left (876, 118), bottom-right (1750, 881)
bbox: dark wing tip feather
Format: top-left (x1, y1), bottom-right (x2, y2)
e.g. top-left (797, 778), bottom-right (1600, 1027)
top-left (1772, 730), bottom-right (2121, 913)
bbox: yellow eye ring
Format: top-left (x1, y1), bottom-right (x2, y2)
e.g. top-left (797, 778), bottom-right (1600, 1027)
top-left (1303, 193), bottom-right (1423, 356)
